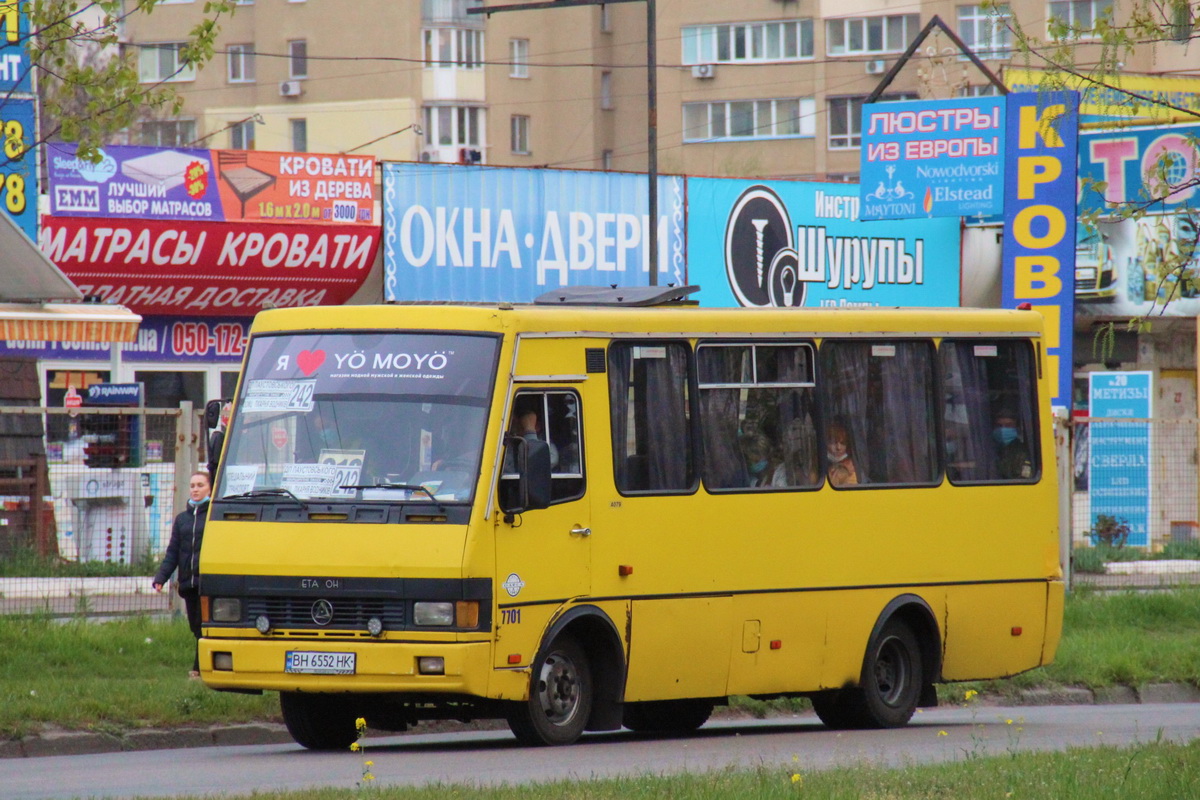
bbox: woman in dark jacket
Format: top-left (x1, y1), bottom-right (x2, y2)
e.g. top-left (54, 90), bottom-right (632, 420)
top-left (153, 471), bottom-right (211, 678)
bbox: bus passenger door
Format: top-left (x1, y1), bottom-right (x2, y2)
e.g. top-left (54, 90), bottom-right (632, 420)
top-left (494, 389), bottom-right (590, 656)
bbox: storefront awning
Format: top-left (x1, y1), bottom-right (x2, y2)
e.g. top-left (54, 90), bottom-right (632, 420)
top-left (1, 209), bottom-right (141, 343)
top-left (0, 302), bottom-right (142, 343)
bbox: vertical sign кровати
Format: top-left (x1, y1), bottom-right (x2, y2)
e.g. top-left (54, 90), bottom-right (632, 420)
top-left (1088, 371), bottom-right (1152, 548)
top-left (1001, 91), bottom-right (1080, 410)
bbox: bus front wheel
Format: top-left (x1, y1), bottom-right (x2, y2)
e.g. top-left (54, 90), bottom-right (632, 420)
top-left (812, 618), bottom-right (922, 730)
top-left (507, 636), bottom-right (593, 746)
top-left (280, 691), bottom-right (359, 750)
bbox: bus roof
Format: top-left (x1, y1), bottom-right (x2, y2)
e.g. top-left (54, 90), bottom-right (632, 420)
top-left (249, 302), bottom-right (1045, 338)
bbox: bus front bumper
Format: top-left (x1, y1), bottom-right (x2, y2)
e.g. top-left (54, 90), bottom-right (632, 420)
top-left (198, 636), bottom-right (498, 696)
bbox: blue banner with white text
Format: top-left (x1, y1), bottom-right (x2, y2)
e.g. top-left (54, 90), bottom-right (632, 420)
top-left (382, 163), bottom-right (687, 303)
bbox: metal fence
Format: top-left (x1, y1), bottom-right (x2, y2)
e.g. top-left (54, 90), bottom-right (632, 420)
top-left (1069, 416), bottom-right (1200, 590)
top-left (0, 405), bottom-right (1195, 616)
top-left (0, 404), bottom-right (204, 617)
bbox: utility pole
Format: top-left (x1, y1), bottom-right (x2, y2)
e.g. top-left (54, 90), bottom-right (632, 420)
top-left (470, 0), bottom-right (659, 285)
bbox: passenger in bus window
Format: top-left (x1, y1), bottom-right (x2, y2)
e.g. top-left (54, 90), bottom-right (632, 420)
top-left (773, 414), bottom-right (818, 487)
top-left (993, 409), bottom-right (1032, 480)
top-left (740, 431), bottom-right (779, 488)
top-left (825, 421), bottom-right (859, 487)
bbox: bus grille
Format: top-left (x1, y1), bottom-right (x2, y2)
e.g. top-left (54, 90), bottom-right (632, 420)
top-left (1077, 276), bottom-right (1098, 290)
top-left (245, 598), bottom-right (405, 629)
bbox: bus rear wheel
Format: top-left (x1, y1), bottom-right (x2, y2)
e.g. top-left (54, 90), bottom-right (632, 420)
top-left (623, 699), bottom-right (714, 733)
top-left (812, 618), bottom-right (922, 730)
top-left (280, 692), bottom-right (359, 750)
top-left (507, 637), bottom-right (593, 746)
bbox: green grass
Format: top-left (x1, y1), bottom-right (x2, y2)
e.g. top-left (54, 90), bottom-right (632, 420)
top-left (0, 547), bottom-right (158, 578)
top-left (0, 615), bottom-right (276, 740)
top-left (141, 740), bottom-right (1200, 800)
top-left (3, 588), bottom-right (1200, 740)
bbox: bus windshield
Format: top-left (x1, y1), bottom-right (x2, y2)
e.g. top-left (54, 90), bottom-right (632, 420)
top-left (217, 331), bottom-right (501, 503)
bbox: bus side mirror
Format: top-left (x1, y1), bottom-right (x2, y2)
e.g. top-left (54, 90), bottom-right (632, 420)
top-left (204, 398), bottom-right (224, 430)
top-left (499, 435), bottom-right (552, 517)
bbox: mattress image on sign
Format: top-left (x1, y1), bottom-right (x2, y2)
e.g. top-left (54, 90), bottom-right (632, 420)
top-left (119, 150), bottom-right (202, 190)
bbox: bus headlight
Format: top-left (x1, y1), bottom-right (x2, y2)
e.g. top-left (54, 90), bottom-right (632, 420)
top-left (211, 598), bottom-right (242, 623)
top-left (413, 602), bottom-right (454, 626)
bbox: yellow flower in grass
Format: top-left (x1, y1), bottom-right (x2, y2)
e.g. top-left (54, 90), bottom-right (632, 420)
top-left (964, 689), bottom-right (978, 701)
top-left (791, 773), bottom-right (803, 785)
top-left (937, 730), bottom-right (948, 737)
top-left (356, 717), bottom-right (367, 732)
top-left (364, 761), bottom-right (374, 768)
top-left (350, 742), bottom-right (361, 752)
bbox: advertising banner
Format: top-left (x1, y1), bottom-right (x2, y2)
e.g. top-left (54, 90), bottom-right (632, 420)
top-left (1001, 91), bottom-right (1079, 409)
top-left (1088, 371), bottom-right (1152, 548)
top-left (688, 178), bottom-right (960, 308)
top-left (0, 316), bottom-right (250, 363)
top-left (382, 163), bottom-right (687, 302)
top-left (860, 97), bottom-right (1005, 220)
top-left (0, 98), bottom-right (36, 240)
top-left (0, 1), bottom-right (32, 94)
top-left (1006, 67), bottom-right (1200, 125)
top-left (47, 143), bottom-right (377, 225)
top-left (1075, 123), bottom-right (1200, 317)
top-left (40, 217), bottom-right (379, 317)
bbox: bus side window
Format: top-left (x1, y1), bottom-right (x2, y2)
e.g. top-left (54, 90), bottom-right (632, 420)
top-left (818, 340), bottom-right (939, 487)
top-left (697, 341), bottom-right (819, 491)
top-left (608, 341), bottom-right (695, 494)
top-left (504, 390), bottom-right (585, 504)
top-left (940, 340), bottom-right (1039, 484)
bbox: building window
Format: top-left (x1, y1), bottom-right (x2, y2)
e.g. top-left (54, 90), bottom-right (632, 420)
top-left (510, 38), bottom-right (529, 77)
top-left (1048, 1), bottom-right (1114, 36)
top-left (827, 96), bottom-right (865, 149)
top-left (957, 4), bottom-right (1012, 57)
top-left (600, 3), bottom-right (611, 32)
top-left (959, 83), bottom-right (1003, 97)
top-left (230, 118), bottom-right (256, 150)
top-left (511, 114), bottom-right (530, 154)
top-left (826, 14), bottom-right (920, 56)
top-left (424, 105), bottom-right (484, 146)
top-left (682, 19), bottom-right (814, 64)
top-left (423, 28), bottom-right (484, 69)
top-left (138, 42), bottom-right (196, 83)
top-left (288, 39), bottom-right (308, 79)
top-left (600, 71), bottom-right (613, 110)
top-left (140, 119), bottom-right (196, 147)
top-left (227, 43), bottom-right (255, 82)
top-left (602, 149), bottom-right (613, 170)
top-left (290, 119), bottom-right (307, 152)
top-left (682, 98), bottom-right (814, 142)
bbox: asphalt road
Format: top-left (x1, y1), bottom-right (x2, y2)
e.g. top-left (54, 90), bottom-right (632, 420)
top-left (4, 703), bottom-right (1199, 800)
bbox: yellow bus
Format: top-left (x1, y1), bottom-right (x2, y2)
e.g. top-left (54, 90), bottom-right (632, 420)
top-left (200, 287), bottom-right (1063, 748)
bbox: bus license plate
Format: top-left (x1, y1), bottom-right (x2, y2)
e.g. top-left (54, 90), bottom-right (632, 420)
top-left (285, 651), bottom-right (356, 675)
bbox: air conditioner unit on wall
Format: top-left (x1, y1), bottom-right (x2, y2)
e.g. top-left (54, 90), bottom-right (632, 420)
top-left (279, 80), bottom-right (303, 97)
top-left (866, 60), bottom-right (887, 75)
top-left (419, 148), bottom-right (439, 163)
top-left (691, 64), bottom-right (716, 79)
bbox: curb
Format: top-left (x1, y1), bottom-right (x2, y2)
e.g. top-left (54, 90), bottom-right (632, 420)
top-left (5, 684), bottom-right (1198, 759)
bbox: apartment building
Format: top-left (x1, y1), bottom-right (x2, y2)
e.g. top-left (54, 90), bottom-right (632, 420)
top-left (121, 0), bottom-right (1196, 176)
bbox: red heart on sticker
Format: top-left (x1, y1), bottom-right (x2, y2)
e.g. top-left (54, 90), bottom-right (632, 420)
top-left (297, 349), bottom-right (326, 376)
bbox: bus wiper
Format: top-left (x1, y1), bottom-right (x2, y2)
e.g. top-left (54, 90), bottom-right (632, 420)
top-left (221, 488), bottom-right (306, 507)
top-left (339, 483), bottom-right (444, 510)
